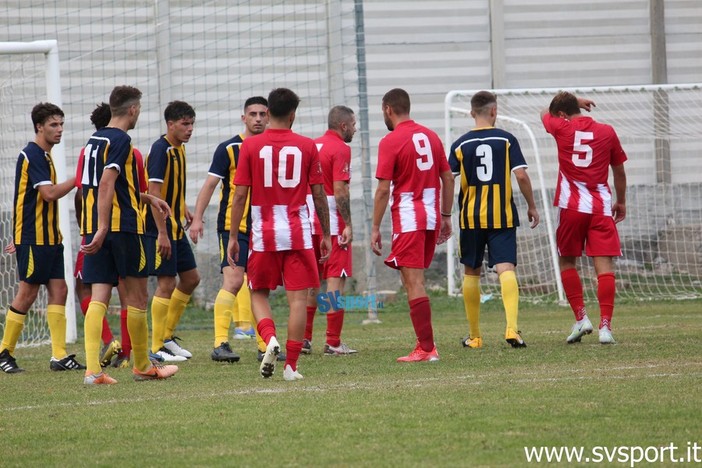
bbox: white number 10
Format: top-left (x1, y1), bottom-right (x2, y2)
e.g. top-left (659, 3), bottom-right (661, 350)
top-left (259, 145), bottom-right (302, 188)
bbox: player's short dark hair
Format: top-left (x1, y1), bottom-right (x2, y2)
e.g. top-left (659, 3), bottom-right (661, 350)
top-left (267, 88), bottom-right (300, 118)
top-left (31, 102), bottom-right (64, 134)
top-left (90, 102), bottom-right (111, 130)
top-left (549, 91), bottom-right (580, 116)
top-left (382, 88), bottom-right (411, 115)
top-left (327, 105), bottom-right (355, 130)
top-left (471, 91), bottom-right (497, 116)
top-left (244, 96), bottom-right (268, 110)
top-left (164, 100), bottom-right (196, 122)
top-left (109, 86), bottom-right (142, 117)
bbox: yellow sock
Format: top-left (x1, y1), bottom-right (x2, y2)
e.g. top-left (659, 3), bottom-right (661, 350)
top-left (231, 294), bottom-right (240, 325)
top-left (214, 289), bottom-right (235, 347)
top-left (128, 306), bottom-right (150, 371)
top-left (238, 275), bottom-right (254, 329)
top-left (462, 275), bottom-right (481, 338)
top-left (1, 309), bottom-right (26, 354)
top-left (151, 296), bottom-right (170, 353)
top-left (165, 288), bottom-right (191, 339)
top-left (500, 270), bottom-right (519, 331)
top-left (84, 301), bottom-right (107, 373)
top-left (46, 304), bottom-right (67, 359)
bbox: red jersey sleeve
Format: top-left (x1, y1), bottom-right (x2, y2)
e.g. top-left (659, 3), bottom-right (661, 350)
top-left (541, 112), bottom-right (566, 136)
top-left (75, 148), bottom-right (85, 188)
top-left (433, 137), bottom-right (450, 173)
top-left (332, 145), bottom-right (351, 183)
top-left (308, 143), bottom-right (324, 185)
top-left (608, 127), bottom-right (628, 166)
top-left (133, 148), bottom-right (147, 193)
top-left (233, 140), bottom-right (252, 186)
top-left (375, 136), bottom-right (395, 180)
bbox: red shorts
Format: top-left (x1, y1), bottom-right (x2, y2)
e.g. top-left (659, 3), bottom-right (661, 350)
top-left (556, 208), bottom-right (622, 257)
top-left (247, 249), bottom-right (320, 291)
top-left (312, 234), bottom-right (353, 279)
top-left (74, 237), bottom-right (86, 279)
top-left (385, 229), bottom-right (438, 270)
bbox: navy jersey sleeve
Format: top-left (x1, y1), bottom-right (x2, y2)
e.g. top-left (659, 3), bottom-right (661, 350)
top-left (448, 139), bottom-right (462, 175)
top-left (26, 149), bottom-right (52, 187)
top-left (105, 132), bottom-right (132, 173)
top-left (147, 139), bottom-right (168, 182)
top-left (208, 142), bottom-right (232, 179)
top-left (508, 134), bottom-right (528, 170)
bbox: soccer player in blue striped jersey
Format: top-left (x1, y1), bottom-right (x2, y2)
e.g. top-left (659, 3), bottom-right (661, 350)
top-left (81, 85), bottom-right (177, 384)
top-left (0, 103), bottom-right (84, 374)
top-left (190, 96), bottom-right (277, 363)
top-left (144, 101), bottom-right (200, 362)
top-left (448, 90), bottom-right (540, 349)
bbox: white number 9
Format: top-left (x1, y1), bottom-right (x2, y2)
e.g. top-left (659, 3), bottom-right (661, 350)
top-left (413, 133), bottom-right (434, 171)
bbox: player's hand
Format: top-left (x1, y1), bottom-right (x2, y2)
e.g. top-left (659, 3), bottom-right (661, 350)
top-left (157, 232), bottom-right (172, 260)
top-left (226, 233), bottom-right (239, 268)
top-left (147, 195), bottom-right (172, 220)
top-left (577, 97), bottom-right (596, 112)
top-left (528, 208), bottom-right (540, 229)
top-left (82, 228), bottom-right (108, 255)
top-left (319, 235), bottom-right (331, 263)
top-left (338, 225), bottom-right (352, 248)
top-left (184, 207), bottom-right (194, 230)
top-left (3, 242), bottom-right (16, 254)
top-left (189, 218), bottom-right (204, 244)
top-left (612, 202), bottom-right (626, 224)
top-left (436, 216), bottom-right (453, 245)
top-left (371, 226), bottom-right (382, 256)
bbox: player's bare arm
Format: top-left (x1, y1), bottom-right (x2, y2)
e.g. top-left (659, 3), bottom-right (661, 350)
top-left (437, 169), bottom-right (454, 245)
top-left (189, 175), bottom-right (219, 244)
top-left (577, 97), bottom-right (596, 112)
top-left (226, 184), bottom-right (249, 267)
top-left (82, 168), bottom-right (117, 255)
top-left (312, 183), bottom-right (331, 262)
top-left (333, 180), bottom-right (352, 246)
top-left (611, 163), bottom-right (627, 224)
top-left (148, 180), bottom-right (172, 260)
top-left (36, 176), bottom-right (76, 202)
top-left (371, 178), bottom-right (391, 255)
top-left (514, 168), bottom-right (540, 229)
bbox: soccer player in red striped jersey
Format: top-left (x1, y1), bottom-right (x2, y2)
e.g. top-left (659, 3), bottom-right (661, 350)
top-left (371, 88), bottom-right (454, 362)
top-left (227, 88), bottom-right (331, 381)
top-left (303, 105), bottom-right (357, 356)
top-left (449, 91), bottom-right (539, 350)
top-left (541, 91), bottom-right (627, 344)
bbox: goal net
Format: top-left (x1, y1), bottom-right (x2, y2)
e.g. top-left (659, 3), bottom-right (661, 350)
top-left (445, 84), bottom-right (702, 303)
top-left (0, 41), bottom-right (77, 347)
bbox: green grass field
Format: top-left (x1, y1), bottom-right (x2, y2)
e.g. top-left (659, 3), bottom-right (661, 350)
top-left (1, 294), bottom-right (701, 467)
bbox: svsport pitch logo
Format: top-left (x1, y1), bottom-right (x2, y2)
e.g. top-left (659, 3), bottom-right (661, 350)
top-left (316, 290), bottom-right (384, 313)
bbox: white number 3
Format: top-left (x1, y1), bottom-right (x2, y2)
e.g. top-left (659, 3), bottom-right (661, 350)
top-left (413, 133), bottom-right (434, 171)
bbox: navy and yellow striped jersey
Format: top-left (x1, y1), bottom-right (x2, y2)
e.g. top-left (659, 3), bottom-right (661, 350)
top-left (145, 135), bottom-right (187, 240)
top-left (13, 142), bottom-right (62, 245)
top-left (80, 127), bottom-right (144, 235)
top-left (448, 127), bottom-right (527, 230)
top-left (209, 134), bottom-right (251, 234)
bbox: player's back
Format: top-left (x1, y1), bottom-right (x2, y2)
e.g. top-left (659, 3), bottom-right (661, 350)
top-left (315, 130), bottom-right (350, 196)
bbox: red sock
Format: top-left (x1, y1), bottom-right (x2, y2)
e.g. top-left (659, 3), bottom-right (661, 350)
top-left (120, 309), bottom-right (131, 358)
top-left (80, 296), bottom-right (91, 315)
top-left (257, 318), bottom-right (277, 345)
top-left (409, 297), bottom-right (434, 352)
top-left (597, 272), bottom-right (616, 329)
top-left (285, 340), bottom-right (303, 371)
top-left (561, 268), bottom-right (586, 321)
top-left (101, 315), bottom-right (114, 346)
top-left (304, 306), bottom-right (316, 341)
top-left (325, 309), bottom-right (344, 347)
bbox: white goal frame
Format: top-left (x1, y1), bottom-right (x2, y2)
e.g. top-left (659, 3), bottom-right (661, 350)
top-left (0, 40), bottom-right (77, 342)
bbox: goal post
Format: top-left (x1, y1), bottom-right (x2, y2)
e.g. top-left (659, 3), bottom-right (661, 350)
top-left (445, 84), bottom-right (702, 303)
top-left (0, 40), bottom-right (77, 344)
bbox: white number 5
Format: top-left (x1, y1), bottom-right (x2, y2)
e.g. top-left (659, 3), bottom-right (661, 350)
top-left (413, 133), bottom-right (434, 171)
top-left (572, 131), bottom-right (593, 167)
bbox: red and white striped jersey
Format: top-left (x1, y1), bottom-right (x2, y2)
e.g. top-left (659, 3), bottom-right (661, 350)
top-left (234, 128), bottom-right (323, 252)
top-left (542, 114), bottom-right (627, 215)
top-left (306, 130), bottom-right (351, 235)
top-left (375, 120), bottom-right (449, 234)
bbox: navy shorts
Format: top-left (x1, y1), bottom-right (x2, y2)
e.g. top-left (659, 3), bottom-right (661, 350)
top-left (82, 232), bottom-right (147, 285)
top-left (15, 244), bottom-right (65, 284)
top-left (459, 228), bottom-right (517, 269)
top-left (145, 235), bottom-right (197, 277)
top-left (218, 231), bottom-right (250, 271)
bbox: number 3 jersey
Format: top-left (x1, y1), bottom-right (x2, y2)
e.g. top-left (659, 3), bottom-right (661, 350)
top-left (542, 114), bottom-right (627, 215)
top-left (234, 128), bottom-right (323, 252)
top-left (448, 126), bottom-right (527, 230)
top-left (375, 120), bottom-right (449, 234)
